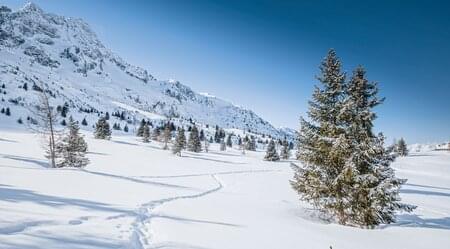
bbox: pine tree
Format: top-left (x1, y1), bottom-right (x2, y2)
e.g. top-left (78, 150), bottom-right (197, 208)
top-left (94, 116), bottom-right (111, 139)
top-left (264, 140), bottom-right (280, 161)
top-left (81, 118), bottom-right (88, 126)
top-left (291, 53), bottom-right (414, 227)
top-left (220, 138), bottom-right (226, 151)
top-left (187, 125), bottom-right (202, 152)
top-left (60, 119), bottom-right (67, 126)
top-left (199, 129), bottom-right (205, 141)
top-left (5, 107), bottom-right (10, 116)
top-left (280, 140), bottom-right (291, 160)
top-left (56, 117), bottom-right (89, 168)
top-left (172, 128), bottom-right (186, 156)
top-left (124, 124), bottom-right (129, 132)
top-left (142, 123), bottom-right (150, 143)
top-left (226, 134), bottom-right (233, 147)
top-left (136, 119), bottom-right (146, 137)
top-left (397, 138), bottom-right (408, 156)
top-left (162, 124), bottom-right (171, 149)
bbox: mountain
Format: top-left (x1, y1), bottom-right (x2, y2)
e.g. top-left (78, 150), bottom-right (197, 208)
top-left (0, 3), bottom-right (293, 140)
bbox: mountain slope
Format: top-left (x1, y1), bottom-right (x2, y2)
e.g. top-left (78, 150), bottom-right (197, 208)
top-left (0, 3), bottom-right (291, 139)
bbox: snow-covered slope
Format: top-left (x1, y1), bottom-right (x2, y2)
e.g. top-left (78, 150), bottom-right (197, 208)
top-left (0, 3), bottom-right (291, 139)
top-left (1, 130), bottom-right (450, 249)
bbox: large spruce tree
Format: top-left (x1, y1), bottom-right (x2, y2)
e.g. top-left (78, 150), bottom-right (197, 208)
top-left (291, 50), bottom-right (414, 227)
top-left (172, 128), bottom-right (186, 156)
top-left (397, 138), bottom-right (408, 156)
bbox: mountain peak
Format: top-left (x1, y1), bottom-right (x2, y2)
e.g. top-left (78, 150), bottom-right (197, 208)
top-left (20, 2), bottom-right (43, 13)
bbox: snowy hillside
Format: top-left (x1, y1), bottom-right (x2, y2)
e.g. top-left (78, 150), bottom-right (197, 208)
top-left (1, 130), bottom-right (450, 249)
top-left (0, 3), bottom-right (291, 140)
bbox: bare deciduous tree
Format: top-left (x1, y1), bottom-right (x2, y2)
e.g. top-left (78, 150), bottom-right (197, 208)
top-left (28, 84), bottom-right (60, 168)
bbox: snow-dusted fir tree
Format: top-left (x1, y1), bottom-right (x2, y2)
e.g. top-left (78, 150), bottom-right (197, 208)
top-left (280, 140), bottom-right (291, 160)
top-left (94, 116), bottom-right (111, 139)
top-left (136, 119), bottom-right (146, 137)
top-left (56, 117), bottom-right (89, 168)
top-left (264, 140), bottom-right (280, 161)
top-left (187, 125), bottom-right (202, 152)
top-left (397, 138), bottom-right (408, 156)
top-left (291, 53), bottom-right (414, 227)
top-left (142, 123), bottom-right (150, 143)
top-left (162, 124), bottom-right (171, 150)
top-left (172, 128), bottom-right (186, 156)
top-left (220, 138), bottom-right (226, 151)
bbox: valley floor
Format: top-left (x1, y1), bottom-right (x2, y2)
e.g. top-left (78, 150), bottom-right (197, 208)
top-left (1, 130), bottom-right (450, 249)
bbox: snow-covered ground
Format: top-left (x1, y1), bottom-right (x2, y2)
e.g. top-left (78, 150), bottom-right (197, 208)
top-left (1, 129), bottom-right (450, 249)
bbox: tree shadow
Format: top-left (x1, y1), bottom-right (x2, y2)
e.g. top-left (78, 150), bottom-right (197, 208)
top-left (86, 151), bottom-right (109, 156)
top-left (0, 138), bottom-right (17, 143)
top-left (80, 169), bottom-right (194, 190)
top-left (182, 154), bottom-right (246, 165)
top-left (405, 183), bottom-right (450, 191)
top-left (1, 232), bottom-right (123, 249)
top-left (153, 214), bottom-right (243, 227)
top-left (111, 140), bottom-right (139, 146)
top-left (401, 188), bottom-right (450, 198)
top-left (0, 184), bottom-right (130, 214)
top-left (387, 214), bottom-right (450, 230)
top-left (0, 153), bottom-right (49, 168)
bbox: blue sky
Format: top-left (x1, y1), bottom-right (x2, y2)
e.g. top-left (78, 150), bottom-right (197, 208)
top-left (3, 0), bottom-right (450, 143)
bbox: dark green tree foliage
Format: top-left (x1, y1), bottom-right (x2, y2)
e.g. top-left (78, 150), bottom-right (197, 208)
top-left (291, 50), bottom-right (414, 227)
top-left (397, 138), bottom-right (408, 156)
top-left (136, 119), bottom-right (146, 137)
top-left (124, 124), bottom-right (129, 132)
top-left (172, 128), bottom-right (186, 156)
top-left (187, 125), bottom-right (202, 152)
top-left (56, 117), bottom-right (89, 168)
top-left (162, 124), bottom-right (171, 150)
top-left (94, 117), bottom-right (111, 139)
top-left (5, 107), bottom-right (10, 116)
top-left (81, 118), bottom-right (88, 126)
top-left (264, 140), bottom-right (280, 161)
top-left (226, 134), bottom-right (233, 147)
top-left (142, 123), bottom-right (150, 143)
top-left (60, 119), bottom-right (66, 126)
top-left (280, 140), bottom-right (291, 160)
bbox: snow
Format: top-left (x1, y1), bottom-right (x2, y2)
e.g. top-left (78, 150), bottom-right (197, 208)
top-left (1, 129), bottom-right (450, 249)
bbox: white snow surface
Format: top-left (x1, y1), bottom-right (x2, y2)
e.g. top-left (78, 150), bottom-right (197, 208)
top-left (1, 129), bottom-right (450, 249)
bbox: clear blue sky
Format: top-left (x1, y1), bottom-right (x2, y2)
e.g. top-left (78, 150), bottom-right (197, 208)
top-left (3, 0), bottom-right (450, 143)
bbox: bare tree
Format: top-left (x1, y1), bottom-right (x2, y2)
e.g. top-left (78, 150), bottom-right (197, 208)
top-left (28, 84), bottom-right (60, 168)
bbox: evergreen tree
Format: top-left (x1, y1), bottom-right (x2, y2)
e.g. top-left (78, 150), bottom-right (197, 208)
top-left (199, 129), bottom-right (205, 141)
top-left (162, 124), bottom-right (171, 150)
top-left (137, 119), bottom-right (146, 137)
top-left (56, 117), bottom-right (89, 168)
top-left (209, 136), bottom-right (214, 144)
top-left (142, 123), bottom-right (150, 143)
top-left (60, 119), bottom-right (67, 126)
top-left (220, 138), bottom-right (226, 151)
top-left (226, 134), bottom-right (233, 147)
top-left (124, 124), bottom-right (129, 132)
top-left (17, 117), bottom-right (23, 124)
top-left (397, 138), bottom-right (408, 156)
top-left (5, 107), bottom-right (10, 116)
top-left (172, 128), bottom-right (186, 156)
top-left (291, 53), bottom-right (414, 227)
top-left (94, 116), bottom-right (111, 139)
top-left (280, 140), bottom-right (291, 160)
top-left (187, 125), bottom-right (202, 152)
top-left (105, 112), bottom-right (110, 120)
top-left (81, 118), bottom-right (88, 126)
top-left (264, 140), bottom-right (280, 161)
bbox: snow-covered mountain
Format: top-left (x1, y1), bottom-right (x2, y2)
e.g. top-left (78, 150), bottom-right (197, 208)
top-left (0, 3), bottom-right (292, 139)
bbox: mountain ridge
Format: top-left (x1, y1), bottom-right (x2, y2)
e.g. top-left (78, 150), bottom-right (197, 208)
top-left (0, 2), bottom-right (294, 140)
